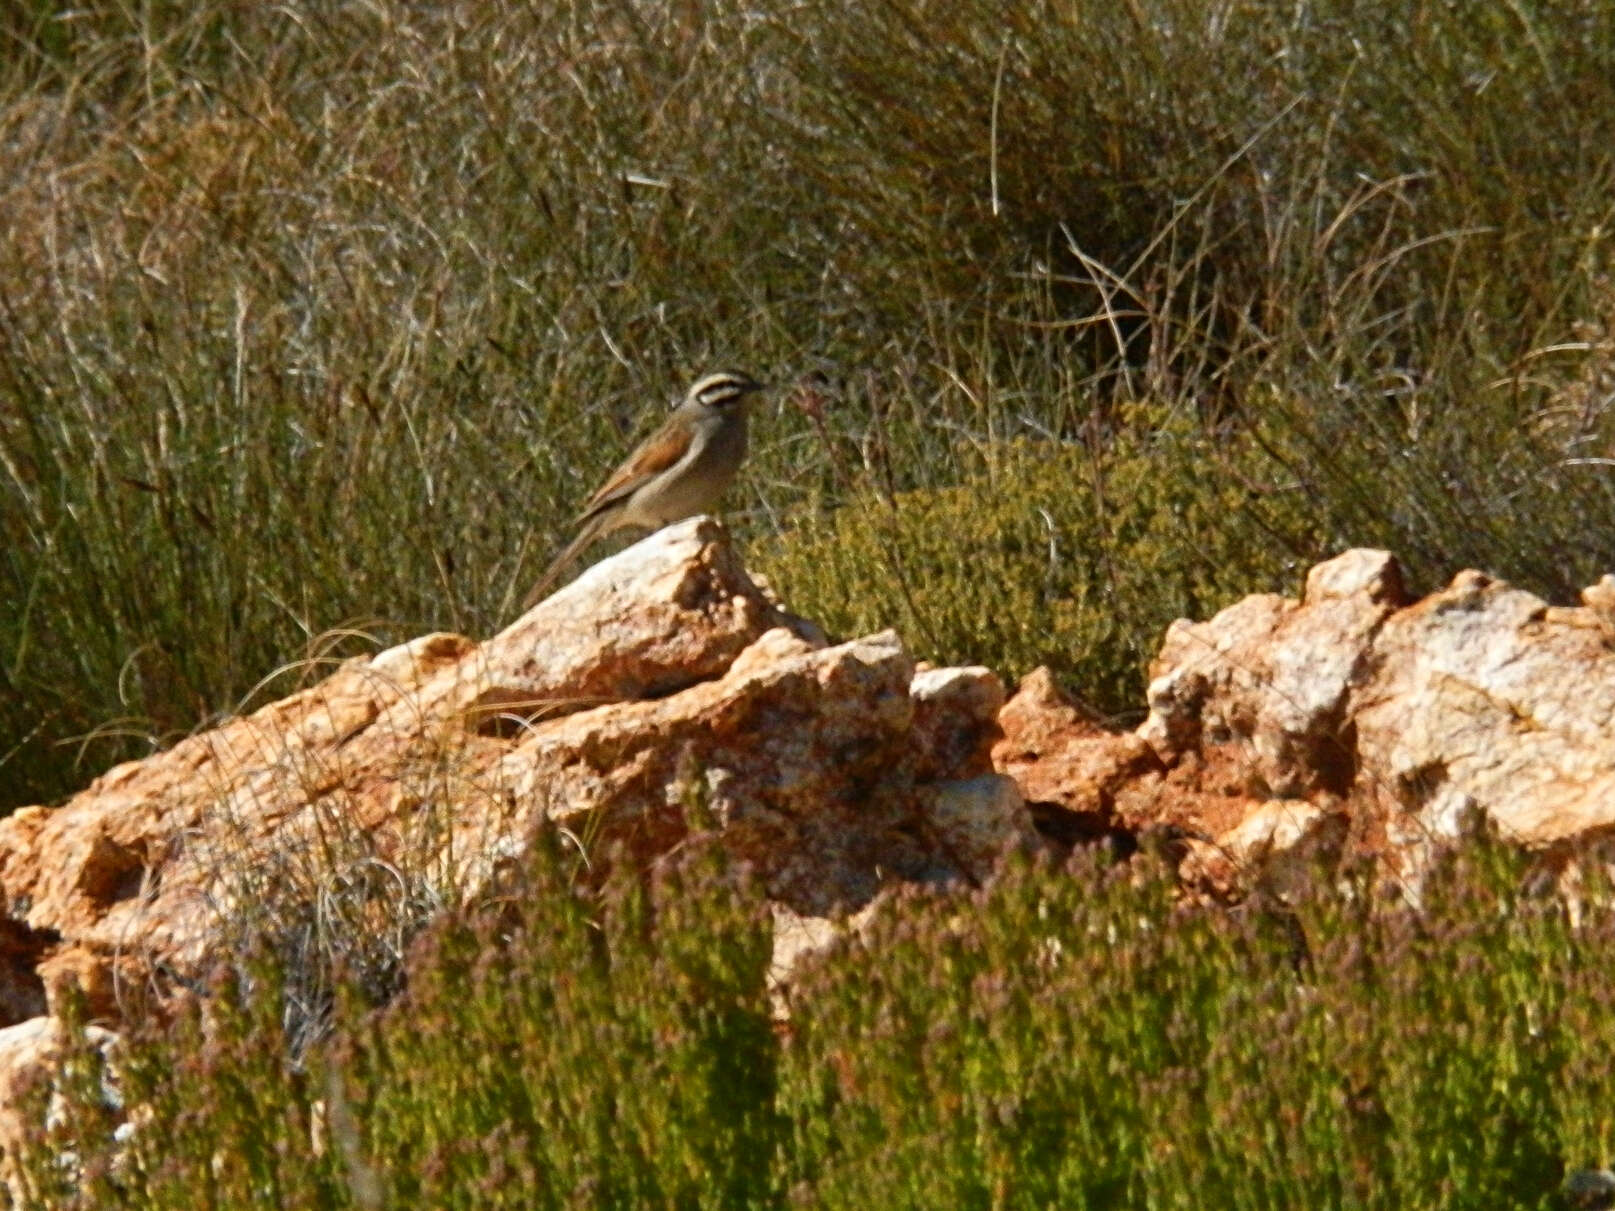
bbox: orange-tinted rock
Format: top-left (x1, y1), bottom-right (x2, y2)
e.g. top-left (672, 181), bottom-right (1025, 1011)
top-left (0, 518), bottom-right (1028, 1021)
top-left (993, 667), bottom-right (1162, 818)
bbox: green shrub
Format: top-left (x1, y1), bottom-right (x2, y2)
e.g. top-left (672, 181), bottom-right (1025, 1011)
top-left (24, 824), bottom-right (1615, 1210)
top-left (348, 835), bottom-right (781, 1211)
top-left (758, 416), bottom-right (1319, 721)
top-left (779, 836), bottom-right (1590, 1210)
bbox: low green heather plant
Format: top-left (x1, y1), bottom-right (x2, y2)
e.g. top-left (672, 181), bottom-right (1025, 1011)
top-left (346, 835), bottom-right (781, 1211)
top-left (21, 824), bottom-right (1615, 1210)
top-left (19, 830), bottom-right (781, 1211)
top-left (780, 836), bottom-right (1595, 1210)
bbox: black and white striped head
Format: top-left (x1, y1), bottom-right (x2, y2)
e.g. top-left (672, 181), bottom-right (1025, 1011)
top-left (686, 370), bottom-right (765, 411)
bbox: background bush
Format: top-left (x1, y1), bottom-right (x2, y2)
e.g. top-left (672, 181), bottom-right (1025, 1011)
top-left (760, 413), bottom-right (1317, 721)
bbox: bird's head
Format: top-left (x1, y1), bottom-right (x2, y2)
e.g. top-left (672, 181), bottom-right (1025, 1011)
top-left (688, 370), bottom-right (765, 411)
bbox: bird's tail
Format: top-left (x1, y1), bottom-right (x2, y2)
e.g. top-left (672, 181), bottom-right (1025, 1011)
top-left (519, 519), bottom-right (603, 612)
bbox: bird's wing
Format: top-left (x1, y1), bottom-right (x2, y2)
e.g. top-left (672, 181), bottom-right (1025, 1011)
top-left (576, 421), bottom-right (692, 522)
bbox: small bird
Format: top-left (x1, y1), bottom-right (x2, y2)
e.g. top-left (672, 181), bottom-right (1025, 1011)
top-left (521, 370), bottom-right (765, 608)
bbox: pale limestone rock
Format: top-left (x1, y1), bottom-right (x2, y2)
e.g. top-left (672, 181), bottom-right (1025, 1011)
top-left (1582, 575), bottom-right (1615, 630)
top-left (1216, 799), bottom-right (1331, 863)
top-left (767, 898), bottom-right (887, 1020)
top-left (497, 627), bottom-right (928, 912)
top-left (1180, 800), bottom-right (1348, 898)
top-left (0, 1016), bottom-right (120, 1195)
top-left (924, 775), bottom-right (1036, 878)
top-left (1140, 549), bottom-right (1406, 796)
top-left (1354, 566), bottom-right (1615, 847)
top-left (909, 664), bottom-right (1005, 781)
top-left (470, 518), bottom-right (800, 725)
top-left (1130, 548), bottom-right (1615, 885)
top-left (768, 903), bottom-right (841, 1017)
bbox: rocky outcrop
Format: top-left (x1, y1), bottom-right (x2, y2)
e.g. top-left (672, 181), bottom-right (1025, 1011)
top-left (0, 518), bottom-right (1026, 1038)
top-left (6, 539), bottom-right (1607, 1010)
top-left (7, 533), bottom-right (1614, 1189)
top-left (0, 516), bottom-right (1035, 1191)
top-left (999, 549), bottom-right (1615, 892)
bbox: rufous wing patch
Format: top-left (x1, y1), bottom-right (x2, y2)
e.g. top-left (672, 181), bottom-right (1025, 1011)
top-left (576, 422), bottom-right (693, 520)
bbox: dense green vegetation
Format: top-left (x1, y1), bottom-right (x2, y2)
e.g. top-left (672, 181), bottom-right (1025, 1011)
top-left (3, 0), bottom-right (1613, 804)
top-left (4, 1), bottom-right (1615, 1205)
top-left (18, 826), bottom-right (1615, 1209)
